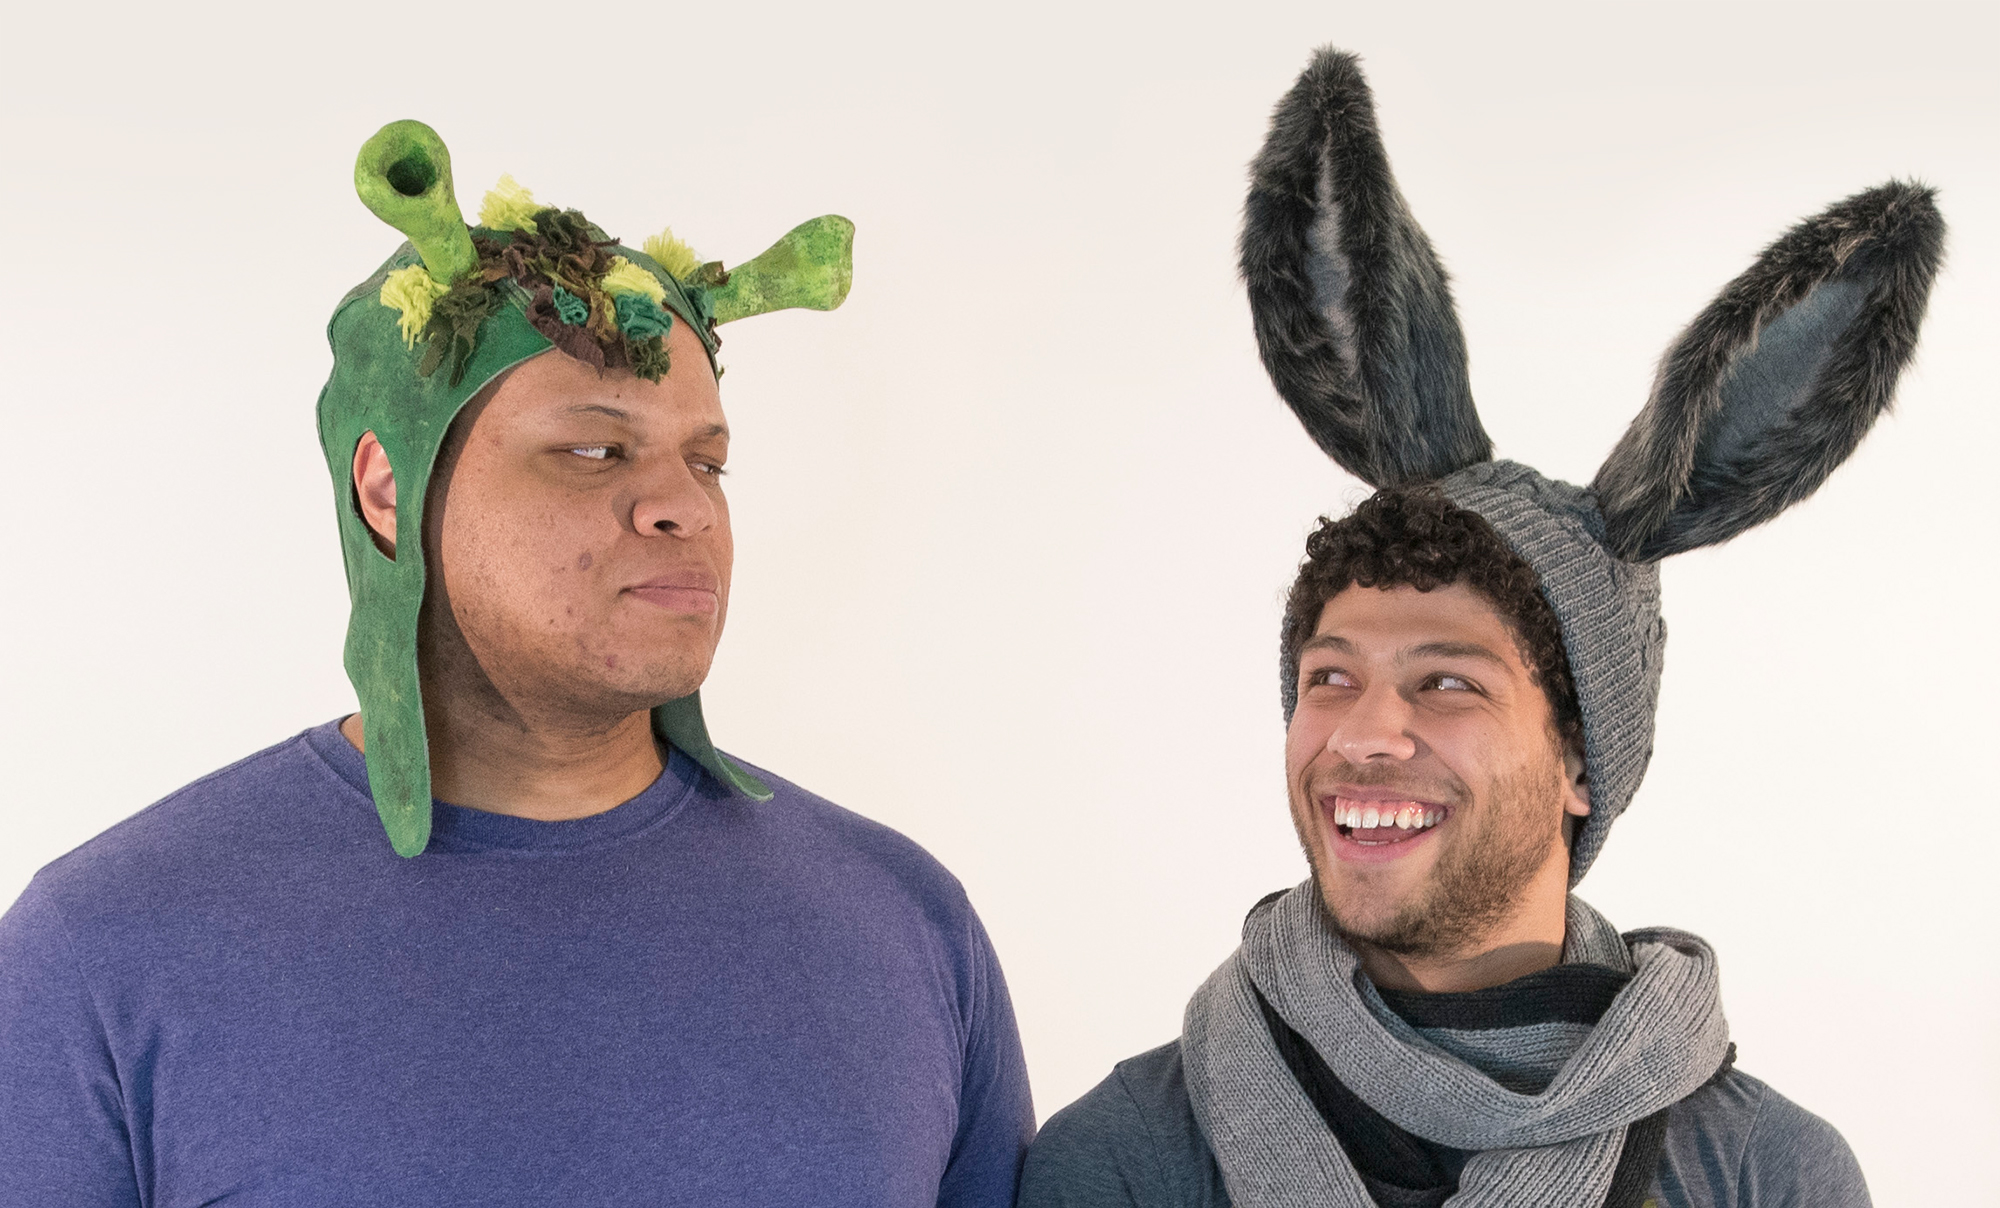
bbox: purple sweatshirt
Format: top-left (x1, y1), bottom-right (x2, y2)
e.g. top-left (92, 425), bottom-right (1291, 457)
top-left (0, 721), bottom-right (1033, 1207)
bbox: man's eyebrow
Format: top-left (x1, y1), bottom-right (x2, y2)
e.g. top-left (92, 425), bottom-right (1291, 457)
top-left (1402, 641), bottom-right (1508, 666)
top-left (1299, 634), bottom-right (1355, 655)
top-left (561, 410), bottom-right (728, 441)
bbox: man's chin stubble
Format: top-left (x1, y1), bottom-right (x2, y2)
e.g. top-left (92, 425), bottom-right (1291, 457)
top-left (1310, 868), bottom-right (1517, 960)
top-left (1302, 818), bottom-right (1550, 961)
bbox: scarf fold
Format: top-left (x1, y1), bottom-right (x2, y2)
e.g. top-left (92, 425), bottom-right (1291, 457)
top-left (1182, 885), bottom-right (1730, 1208)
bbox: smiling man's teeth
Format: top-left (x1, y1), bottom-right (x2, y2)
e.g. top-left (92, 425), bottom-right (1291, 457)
top-left (1334, 800), bottom-right (1442, 831)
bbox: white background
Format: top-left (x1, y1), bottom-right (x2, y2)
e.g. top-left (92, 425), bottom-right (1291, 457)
top-left (2, 2), bottom-right (1994, 1202)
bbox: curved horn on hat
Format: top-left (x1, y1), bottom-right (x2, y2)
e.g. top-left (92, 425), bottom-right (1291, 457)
top-left (354, 120), bottom-right (478, 285)
top-left (710, 215), bottom-right (855, 325)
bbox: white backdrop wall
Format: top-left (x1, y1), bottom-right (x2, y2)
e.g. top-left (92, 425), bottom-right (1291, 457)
top-left (2, 2), bottom-right (1993, 1202)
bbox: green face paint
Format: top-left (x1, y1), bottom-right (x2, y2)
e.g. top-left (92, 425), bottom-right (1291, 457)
top-left (320, 120), bottom-right (855, 856)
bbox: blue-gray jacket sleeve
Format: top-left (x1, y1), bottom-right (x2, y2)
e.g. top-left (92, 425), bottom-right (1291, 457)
top-left (1729, 1083), bottom-right (1870, 1207)
top-left (0, 879), bottom-right (142, 1207)
top-left (1017, 1043), bottom-right (1226, 1208)
top-left (1658, 1070), bottom-right (1872, 1207)
top-left (937, 907), bottom-right (1036, 1208)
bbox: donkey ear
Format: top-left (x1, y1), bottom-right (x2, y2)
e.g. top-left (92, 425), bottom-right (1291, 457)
top-left (1242, 48), bottom-right (1491, 488)
top-left (1594, 183), bottom-right (1944, 562)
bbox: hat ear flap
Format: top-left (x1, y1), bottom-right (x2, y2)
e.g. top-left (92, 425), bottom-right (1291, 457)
top-left (1242, 48), bottom-right (1491, 488)
top-left (1594, 182), bottom-right (1944, 562)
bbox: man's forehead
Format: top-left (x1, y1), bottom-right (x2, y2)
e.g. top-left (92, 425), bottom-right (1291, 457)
top-left (485, 348), bottom-right (727, 431)
top-left (1311, 583), bottom-right (1522, 661)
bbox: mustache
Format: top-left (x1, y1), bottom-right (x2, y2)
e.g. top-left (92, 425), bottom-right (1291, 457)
top-left (1307, 760), bottom-right (1469, 805)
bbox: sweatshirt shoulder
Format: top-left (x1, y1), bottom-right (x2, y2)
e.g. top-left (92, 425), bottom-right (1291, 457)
top-left (1661, 1068), bottom-right (1870, 1207)
top-left (1020, 1041), bottom-right (1227, 1208)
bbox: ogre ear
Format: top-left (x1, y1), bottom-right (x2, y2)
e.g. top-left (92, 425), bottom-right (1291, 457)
top-left (710, 215), bottom-right (855, 325)
top-left (1242, 48), bottom-right (1491, 488)
top-left (1594, 182), bottom-right (1944, 562)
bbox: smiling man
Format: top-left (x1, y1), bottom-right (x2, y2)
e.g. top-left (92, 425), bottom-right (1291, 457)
top-left (1281, 503), bottom-right (1592, 998)
top-left (0, 123), bottom-right (1031, 1207)
top-left (1018, 50), bottom-right (1942, 1208)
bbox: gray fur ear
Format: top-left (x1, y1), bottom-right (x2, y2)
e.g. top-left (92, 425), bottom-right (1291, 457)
top-left (1595, 182), bottom-right (1944, 562)
top-left (1242, 48), bottom-right (1492, 488)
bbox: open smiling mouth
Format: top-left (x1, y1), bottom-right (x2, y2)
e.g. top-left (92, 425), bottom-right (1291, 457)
top-left (1327, 797), bottom-right (1448, 847)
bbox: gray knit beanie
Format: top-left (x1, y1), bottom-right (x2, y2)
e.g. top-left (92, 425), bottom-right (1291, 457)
top-left (1244, 49), bottom-right (1943, 883)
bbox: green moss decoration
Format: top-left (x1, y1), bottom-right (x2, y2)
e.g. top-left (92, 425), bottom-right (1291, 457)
top-left (552, 286), bottom-right (590, 326)
top-left (374, 188), bottom-right (801, 387)
top-left (478, 174), bottom-right (543, 234)
top-left (417, 279), bottom-right (508, 386)
top-left (614, 293), bottom-right (673, 342)
top-left (630, 335), bottom-right (672, 383)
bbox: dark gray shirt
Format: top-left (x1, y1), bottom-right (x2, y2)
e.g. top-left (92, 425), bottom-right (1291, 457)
top-left (1018, 1042), bottom-right (1868, 1208)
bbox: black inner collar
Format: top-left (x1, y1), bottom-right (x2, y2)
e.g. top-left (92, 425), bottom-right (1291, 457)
top-left (1372, 961), bottom-right (1631, 1031)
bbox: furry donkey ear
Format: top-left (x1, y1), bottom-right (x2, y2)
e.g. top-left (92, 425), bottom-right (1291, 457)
top-left (1594, 182), bottom-right (1944, 562)
top-left (1241, 48), bottom-right (1491, 488)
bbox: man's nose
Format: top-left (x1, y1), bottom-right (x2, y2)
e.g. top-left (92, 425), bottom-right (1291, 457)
top-left (1326, 683), bottom-right (1417, 763)
top-left (629, 462), bottom-right (717, 537)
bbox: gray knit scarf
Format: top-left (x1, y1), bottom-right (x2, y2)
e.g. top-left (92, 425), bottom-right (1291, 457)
top-left (1182, 885), bottom-right (1730, 1208)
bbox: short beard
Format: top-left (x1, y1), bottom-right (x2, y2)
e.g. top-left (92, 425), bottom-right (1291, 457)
top-left (1308, 759), bottom-right (1565, 961)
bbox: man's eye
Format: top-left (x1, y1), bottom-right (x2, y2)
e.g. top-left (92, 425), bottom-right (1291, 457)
top-left (1307, 668), bottom-right (1355, 688)
top-left (693, 461), bottom-right (727, 479)
top-left (569, 445), bottom-right (615, 461)
top-left (1428, 674), bottom-right (1476, 692)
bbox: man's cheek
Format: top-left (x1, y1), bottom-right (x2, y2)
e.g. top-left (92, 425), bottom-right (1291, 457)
top-left (1283, 720), bottom-right (1321, 779)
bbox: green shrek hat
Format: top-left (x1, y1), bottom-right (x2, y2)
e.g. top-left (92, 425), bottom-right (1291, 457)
top-left (317, 120), bottom-right (854, 857)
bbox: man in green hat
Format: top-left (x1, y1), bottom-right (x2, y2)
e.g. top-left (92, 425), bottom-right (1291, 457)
top-left (0, 122), bottom-right (1033, 1206)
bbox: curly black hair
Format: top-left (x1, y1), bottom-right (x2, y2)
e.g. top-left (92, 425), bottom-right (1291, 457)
top-left (1280, 487), bottom-right (1582, 752)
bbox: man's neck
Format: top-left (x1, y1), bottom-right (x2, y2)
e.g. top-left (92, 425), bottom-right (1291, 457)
top-left (1359, 937), bottom-right (1565, 993)
top-left (338, 704), bottom-right (664, 822)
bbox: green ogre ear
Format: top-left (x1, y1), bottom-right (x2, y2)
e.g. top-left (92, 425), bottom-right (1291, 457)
top-left (354, 120), bottom-right (478, 285)
top-left (710, 215), bottom-right (854, 324)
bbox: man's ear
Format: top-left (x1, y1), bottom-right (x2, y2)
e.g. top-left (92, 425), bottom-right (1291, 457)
top-left (352, 431), bottom-right (398, 557)
top-left (1561, 739), bottom-right (1592, 819)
